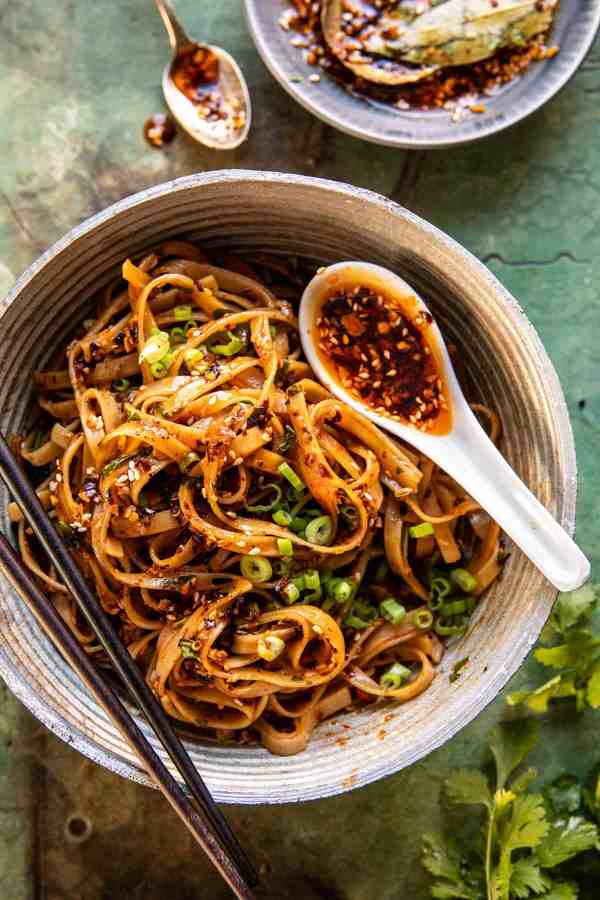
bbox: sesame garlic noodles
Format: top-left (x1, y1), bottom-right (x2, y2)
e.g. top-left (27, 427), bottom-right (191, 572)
top-left (13, 243), bottom-right (503, 755)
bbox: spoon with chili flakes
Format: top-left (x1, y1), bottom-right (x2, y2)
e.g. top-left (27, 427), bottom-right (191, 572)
top-left (299, 261), bottom-right (589, 592)
top-left (155, 0), bottom-right (251, 150)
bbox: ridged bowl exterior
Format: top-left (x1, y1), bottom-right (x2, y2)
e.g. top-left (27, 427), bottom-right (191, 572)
top-left (0, 171), bottom-right (576, 803)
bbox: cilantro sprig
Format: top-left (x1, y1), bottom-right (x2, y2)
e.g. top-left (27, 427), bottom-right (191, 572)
top-left (422, 720), bottom-right (599, 900)
top-left (507, 585), bottom-right (600, 713)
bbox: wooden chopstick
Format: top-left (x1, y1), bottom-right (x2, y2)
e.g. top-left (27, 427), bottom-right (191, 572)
top-left (0, 434), bottom-right (258, 893)
top-left (0, 534), bottom-right (254, 900)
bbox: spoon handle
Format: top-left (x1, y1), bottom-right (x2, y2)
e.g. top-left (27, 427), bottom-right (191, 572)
top-left (155, 0), bottom-right (191, 51)
top-left (439, 412), bottom-right (589, 592)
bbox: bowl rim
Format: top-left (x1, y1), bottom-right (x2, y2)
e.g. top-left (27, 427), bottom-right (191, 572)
top-left (0, 170), bottom-right (576, 801)
top-left (243, 0), bottom-right (600, 149)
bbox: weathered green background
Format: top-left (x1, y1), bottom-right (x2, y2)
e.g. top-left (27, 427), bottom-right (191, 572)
top-left (0, 2), bottom-right (598, 897)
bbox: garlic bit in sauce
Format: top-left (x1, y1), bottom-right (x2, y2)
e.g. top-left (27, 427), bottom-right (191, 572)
top-left (315, 282), bottom-right (451, 434)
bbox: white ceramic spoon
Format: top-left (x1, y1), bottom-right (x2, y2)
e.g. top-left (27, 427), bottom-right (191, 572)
top-left (299, 261), bottom-right (590, 592)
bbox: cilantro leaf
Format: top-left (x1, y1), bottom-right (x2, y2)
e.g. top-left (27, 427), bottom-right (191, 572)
top-left (541, 882), bottom-right (579, 900)
top-left (512, 768), bottom-right (539, 795)
top-left (489, 719), bottom-right (540, 789)
top-left (507, 675), bottom-right (577, 713)
top-left (494, 794), bottom-right (548, 900)
top-left (550, 585), bottom-right (597, 637)
top-left (535, 816), bottom-right (598, 867)
top-left (422, 833), bottom-right (483, 900)
top-left (544, 775), bottom-right (582, 817)
top-left (445, 770), bottom-right (492, 810)
top-left (510, 858), bottom-right (549, 898)
top-left (586, 665), bottom-right (600, 708)
top-left (535, 645), bottom-right (573, 669)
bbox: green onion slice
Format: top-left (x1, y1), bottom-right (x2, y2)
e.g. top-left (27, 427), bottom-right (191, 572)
top-left (409, 522), bottom-right (435, 539)
top-left (245, 484), bottom-right (282, 513)
top-left (305, 515), bottom-right (333, 546)
top-left (272, 508), bottom-right (292, 527)
top-left (277, 538), bottom-right (293, 557)
top-left (209, 332), bottom-right (243, 356)
top-left (380, 662), bottom-right (412, 691)
top-left (240, 555), bottom-right (273, 584)
top-left (450, 568), bottom-right (478, 593)
top-left (380, 598), bottom-right (406, 625)
top-left (277, 462), bottom-right (305, 492)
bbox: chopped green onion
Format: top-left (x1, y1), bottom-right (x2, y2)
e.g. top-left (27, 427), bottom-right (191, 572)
top-left (450, 568), bottom-right (478, 593)
top-left (277, 538), bottom-right (293, 557)
top-left (332, 578), bottom-right (355, 603)
top-left (428, 592), bottom-right (444, 612)
top-left (284, 582), bottom-right (301, 603)
top-left (374, 559), bottom-right (389, 582)
top-left (415, 609), bottom-right (434, 631)
top-left (112, 378), bottom-right (130, 392)
top-left (431, 575), bottom-right (451, 601)
top-left (174, 305), bottom-right (193, 320)
top-left (139, 329), bottom-right (170, 364)
top-left (179, 639), bottom-right (199, 660)
top-left (434, 615), bottom-right (468, 637)
top-left (184, 320), bottom-right (196, 333)
top-left (258, 635), bottom-right (285, 661)
top-left (126, 407), bottom-right (141, 421)
top-left (170, 326), bottom-right (187, 344)
top-left (344, 613), bottom-right (373, 630)
top-left (305, 587), bottom-right (322, 603)
top-left (150, 354), bottom-right (173, 379)
top-left (184, 347), bottom-right (206, 369)
top-left (304, 569), bottom-right (320, 591)
top-left (305, 515), bottom-right (333, 546)
top-left (290, 516), bottom-right (307, 533)
top-left (380, 662), bottom-right (412, 691)
top-left (277, 462), bottom-right (305, 492)
top-left (290, 575), bottom-right (306, 592)
top-left (340, 504), bottom-right (359, 527)
top-left (278, 425), bottom-right (296, 454)
top-left (449, 657), bottom-right (470, 683)
top-left (273, 558), bottom-right (293, 578)
top-left (439, 598), bottom-right (468, 616)
top-left (273, 508), bottom-right (292, 527)
top-left (179, 452), bottom-right (201, 474)
top-left (245, 484), bottom-right (282, 513)
top-left (380, 598), bottom-right (406, 625)
top-left (269, 325), bottom-right (277, 338)
top-left (409, 522), bottom-right (435, 539)
top-left (240, 555), bottom-right (273, 583)
top-left (209, 332), bottom-right (243, 356)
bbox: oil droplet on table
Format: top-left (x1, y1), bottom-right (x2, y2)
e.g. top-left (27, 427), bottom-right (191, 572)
top-left (143, 113), bottom-right (177, 148)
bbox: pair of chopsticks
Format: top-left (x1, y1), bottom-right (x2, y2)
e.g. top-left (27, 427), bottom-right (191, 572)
top-left (0, 434), bottom-right (257, 899)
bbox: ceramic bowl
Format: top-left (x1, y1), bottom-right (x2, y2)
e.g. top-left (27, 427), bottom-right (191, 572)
top-left (0, 171), bottom-right (576, 802)
top-left (244, 0), bottom-right (600, 148)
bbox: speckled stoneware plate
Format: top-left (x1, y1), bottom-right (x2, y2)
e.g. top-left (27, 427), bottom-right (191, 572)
top-left (0, 171), bottom-right (576, 803)
top-left (243, 0), bottom-right (600, 148)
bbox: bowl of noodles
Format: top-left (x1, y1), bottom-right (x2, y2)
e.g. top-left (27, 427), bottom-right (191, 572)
top-left (0, 171), bottom-right (576, 802)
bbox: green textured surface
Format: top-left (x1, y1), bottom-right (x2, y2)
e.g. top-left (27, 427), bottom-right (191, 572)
top-left (0, 2), bottom-right (599, 897)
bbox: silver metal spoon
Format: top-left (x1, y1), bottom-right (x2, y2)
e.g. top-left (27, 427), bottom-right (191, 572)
top-left (155, 0), bottom-right (251, 150)
top-left (299, 261), bottom-right (590, 592)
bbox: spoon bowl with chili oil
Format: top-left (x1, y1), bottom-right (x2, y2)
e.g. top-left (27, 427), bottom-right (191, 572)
top-left (299, 261), bottom-right (590, 592)
top-left (156, 0), bottom-right (251, 150)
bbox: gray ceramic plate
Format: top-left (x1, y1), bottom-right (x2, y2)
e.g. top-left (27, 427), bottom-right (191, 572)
top-left (0, 172), bottom-right (576, 803)
top-left (244, 0), bottom-right (600, 148)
